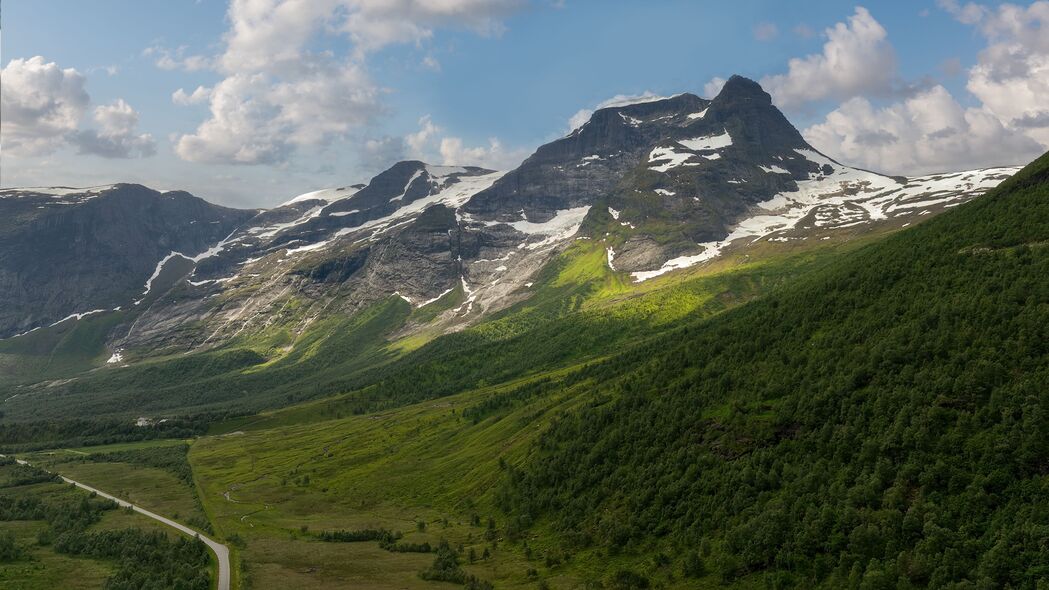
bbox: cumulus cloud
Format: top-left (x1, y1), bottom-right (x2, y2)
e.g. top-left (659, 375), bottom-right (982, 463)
top-left (761, 7), bottom-right (896, 110)
top-left (172, 85), bottom-right (212, 105)
top-left (406, 115), bottom-right (440, 154)
top-left (0, 56), bottom-right (90, 156)
top-left (800, 2), bottom-right (1049, 174)
top-left (173, 0), bottom-right (526, 166)
top-left (0, 56), bottom-right (153, 159)
top-left (804, 86), bottom-right (1042, 174)
top-left (73, 99), bottom-right (157, 158)
top-left (955, 1), bottom-right (1049, 146)
top-left (390, 115), bottom-right (530, 170)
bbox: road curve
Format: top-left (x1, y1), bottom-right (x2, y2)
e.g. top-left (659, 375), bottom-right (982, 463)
top-left (4, 456), bottom-right (230, 590)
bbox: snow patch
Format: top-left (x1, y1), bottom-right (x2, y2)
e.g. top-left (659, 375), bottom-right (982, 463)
top-left (280, 185), bottom-right (362, 207)
top-left (285, 240), bottom-right (331, 255)
top-left (677, 129), bottom-right (733, 152)
top-left (632, 160), bottom-right (1019, 282)
top-left (649, 146), bottom-right (699, 172)
top-left (507, 206), bottom-right (592, 250)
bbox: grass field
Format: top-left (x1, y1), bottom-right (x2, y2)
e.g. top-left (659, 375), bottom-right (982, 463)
top-left (22, 439), bottom-right (210, 530)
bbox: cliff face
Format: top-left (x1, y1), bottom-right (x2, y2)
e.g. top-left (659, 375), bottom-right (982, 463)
top-left (0, 184), bottom-right (256, 338)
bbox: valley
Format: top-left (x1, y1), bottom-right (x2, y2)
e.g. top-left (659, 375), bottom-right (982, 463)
top-left (1, 75), bottom-right (1046, 589)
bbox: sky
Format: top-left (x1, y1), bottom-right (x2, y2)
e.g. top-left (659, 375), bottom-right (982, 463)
top-left (2, 0), bottom-right (1047, 208)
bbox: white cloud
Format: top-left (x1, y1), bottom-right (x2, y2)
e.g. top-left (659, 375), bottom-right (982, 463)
top-left (144, 45), bottom-right (212, 71)
top-left (73, 99), bottom-right (157, 158)
top-left (337, 0), bottom-right (523, 57)
top-left (176, 66), bottom-right (382, 165)
top-left (952, 1), bottom-right (1049, 146)
top-left (566, 91), bottom-right (673, 132)
top-left (0, 56), bottom-right (153, 160)
top-left (703, 77), bottom-right (727, 98)
top-left (761, 7), bottom-right (896, 110)
top-left (421, 54), bottom-right (442, 71)
top-left (804, 85), bottom-right (1042, 174)
top-left (438, 136), bottom-right (528, 170)
top-left (936, 0), bottom-right (987, 24)
top-left (406, 115), bottom-right (440, 154)
top-left (172, 85), bottom-right (213, 105)
top-left (753, 22), bottom-right (779, 41)
top-left (0, 56), bottom-right (90, 156)
top-left (790, 2), bottom-right (1048, 173)
top-left (396, 114), bottom-right (529, 170)
top-left (173, 0), bottom-right (526, 165)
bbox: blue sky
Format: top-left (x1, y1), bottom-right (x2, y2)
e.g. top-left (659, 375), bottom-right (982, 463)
top-left (3, 1), bottom-right (1047, 207)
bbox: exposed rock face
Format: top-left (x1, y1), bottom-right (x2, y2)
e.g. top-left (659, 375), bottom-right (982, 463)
top-left (0, 76), bottom-right (1020, 361)
top-left (0, 184), bottom-right (256, 338)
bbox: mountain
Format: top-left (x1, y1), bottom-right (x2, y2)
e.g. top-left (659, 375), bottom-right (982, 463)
top-left (1, 73), bottom-right (1045, 590)
top-left (496, 150), bottom-right (1049, 587)
top-left (181, 150), bottom-right (1047, 590)
top-left (0, 184), bottom-right (256, 338)
top-left (0, 75), bottom-right (1020, 411)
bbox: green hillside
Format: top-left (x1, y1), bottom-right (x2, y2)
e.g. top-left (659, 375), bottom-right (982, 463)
top-left (5, 151), bottom-right (1046, 588)
top-left (0, 226), bottom-right (870, 427)
top-left (185, 152), bottom-right (1048, 589)
top-left (498, 152), bottom-right (1049, 587)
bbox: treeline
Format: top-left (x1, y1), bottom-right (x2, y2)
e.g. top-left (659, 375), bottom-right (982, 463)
top-left (420, 540), bottom-right (493, 589)
top-left (318, 528), bottom-right (401, 543)
top-left (0, 462), bottom-right (213, 588)
top-left (1, 461), bottom-right (59, 487)
top-left (65, 444), bottom-right (214, 534)
top-left (497, 154), bottom-right (1049, 587)
top-left (72, 444), bottom-right (194, 487)
top-left (0, 416), bottom-right (213, 452)
top-left (55, 528), bottom-right (210, 590)
top-left (316, 527), bottom-right (432, 553)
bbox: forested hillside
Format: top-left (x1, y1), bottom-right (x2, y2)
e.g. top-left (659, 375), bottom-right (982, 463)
top-left (498, 153), bottom-right (1049, 588)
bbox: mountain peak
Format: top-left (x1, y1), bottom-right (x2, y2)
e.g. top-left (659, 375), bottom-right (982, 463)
top-left (713, 75), bottom-right (772, 104)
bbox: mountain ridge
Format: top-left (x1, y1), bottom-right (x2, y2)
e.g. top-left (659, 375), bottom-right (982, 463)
top-left (0, 76), bottom-right (1022, 374)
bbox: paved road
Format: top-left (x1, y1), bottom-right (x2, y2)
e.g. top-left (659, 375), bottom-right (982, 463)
top-left (4, 456), bottom-right (231, 590)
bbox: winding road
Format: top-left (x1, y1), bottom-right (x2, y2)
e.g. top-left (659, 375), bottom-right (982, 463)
top-left (3, 456), bottom-right (230, 590)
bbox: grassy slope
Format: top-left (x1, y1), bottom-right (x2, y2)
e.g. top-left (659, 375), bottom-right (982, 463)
top-left (0, 220), bottom-right (875, 425)
top-left (186, 236), bottom-right (891, 589)
top-left (187, 153), bottom-right (1049, 589)
top-left (497, 152), bottom-right (1049, 587)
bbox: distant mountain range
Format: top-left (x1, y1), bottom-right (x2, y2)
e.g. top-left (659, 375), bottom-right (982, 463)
top-left (0, 75), bottom-right (1019, 397)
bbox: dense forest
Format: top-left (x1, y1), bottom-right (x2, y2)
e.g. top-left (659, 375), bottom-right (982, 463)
top-left (497, 154), bottom-right (1049, 587)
